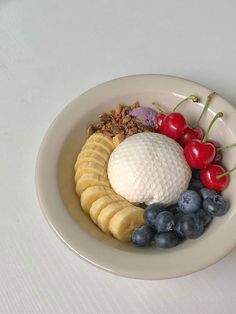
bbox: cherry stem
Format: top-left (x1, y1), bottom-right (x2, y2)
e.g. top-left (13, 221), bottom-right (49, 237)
top-left (217, 142), bottom-right (236, 152)
top-left (216, 165), bottom-right (236, 179)
top-left (173, 95), bottom-right (198, 112)
top-left (152, 102), bottom-right (167, 114)
top-left (202, 112), bottom-right (223, 143)
top-left (194, 92), bottom-right (216, 127)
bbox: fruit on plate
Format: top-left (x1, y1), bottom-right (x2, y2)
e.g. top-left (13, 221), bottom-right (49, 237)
top-left (97, 201), bottom-right (130, 234)
top-left (74, 162), bottom-right (108, 182)
top-left (75, 132), bottom-right (145, 241)
top-left (200, 164), bottom-right (236, 192)
top-left (75, 173), bottom-right (110, 196)
top-left (109, 207), bottom-right (144, 242)
top-left (74, 96), bottom-right (234, 247)
top-left (80, 186), bottom-right (114, 213)
top-left (74, 152), bottom-right (107, 169)
top-left (89, 194), bottom-right (123, 224)
top-left (184, 112), bottom-right (223, 169)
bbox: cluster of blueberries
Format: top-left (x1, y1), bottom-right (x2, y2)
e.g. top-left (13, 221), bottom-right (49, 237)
top-left (132, 171), bottom-right (229, 248)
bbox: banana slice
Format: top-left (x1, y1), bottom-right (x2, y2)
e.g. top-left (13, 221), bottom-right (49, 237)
top-left (89, 194), bottom-right (122, 224)
top-left (75, 133), bottom-right (145, 242)
top-left (74, 162), bottom-right (107, 183)
top-left (76, 173), bottom-right (110, 196)
top-left (80, 186), bottom-right (113, 213)
top-left (87, 133), bottom-right (114, 153)
top-left (109, 207), bottom-right (144, 242)
top-left (81, 142), bottom-right (112, 159)
top-left (74, 152), bottom-right (106, 170)
top-left (97, 201), bottom-right (129, 234)
top-left (81, 144), bottom-right (110, 160)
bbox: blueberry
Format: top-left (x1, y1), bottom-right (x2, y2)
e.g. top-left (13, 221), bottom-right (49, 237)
top-left (188, 178), bottom-right (204, 192)
top-left (174, 211), bottom-right (184, 224)
top-left (167, 204), bottom-right (179, 214)
top-left (199, 188), bottom-right (216, 200)
top-left (144, 203), bottom-right (165, 227)
top-left (196, 208), bottom-right (213, 226)
top-left (178, 190), bottom-right (202, 214)
top-left (203, 194), bottom-right (229, 216)
top-left (175, 214), bottom-right (204, 239)
top-left (192, 169), bottom-right (200, 180)
top-left (132, 225), bottom-right (156, 247)
top-left (154, 211), bottom-right (174, 232)
top-left (154, 231), bottom-right (179, 248)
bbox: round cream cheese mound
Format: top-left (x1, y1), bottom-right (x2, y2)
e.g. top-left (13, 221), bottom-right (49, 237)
top-left (108, 132), bottom-right (191, 206)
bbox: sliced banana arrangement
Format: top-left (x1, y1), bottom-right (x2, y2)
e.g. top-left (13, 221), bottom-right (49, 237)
top-left (74, 133), bottom-right (144, 242)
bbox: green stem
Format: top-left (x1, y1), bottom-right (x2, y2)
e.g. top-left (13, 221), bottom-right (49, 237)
top-left (173, 95), bottom-right (198, 112)
top-left (195, 91), bottom-right (216, 127)
top-left (202, 112), bottom-right (223, 143)
top-left (152, 102), bottom-right (167, 115)
top-left (217, 142), bottom-right (236, 152)
top-left (217, 165), bottom-right (236, 179)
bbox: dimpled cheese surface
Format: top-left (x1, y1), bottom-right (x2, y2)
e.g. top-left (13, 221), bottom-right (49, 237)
top-left (108, 132), bottom-right (191, 206)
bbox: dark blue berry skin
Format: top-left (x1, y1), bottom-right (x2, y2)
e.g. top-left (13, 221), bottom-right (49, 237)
top-left (144, 203), bottom-right (165, 227)
top-left (174, 211), bottom-right (184, 224)
top-left (188, 179), bottom-right (204, 192)
top-left (154, 231), bottom-right (179, 248)
top-left (199, 188), bottom-right (216, 200)
top-left (203, 194), bottom-right (229, 216)
top-left (175, 214), bottom-right (204, 239)
top-left (167, 204), bottom-right (179, 214)
top-left (192, 169), bottom-right (200, 180)
top-left (178, 190), bottom-right (202, 214)
top-left (141, 225), bottom-right (156, 242)
top-left (196, 208), bottom-right (213, 226)
top-left (132, 225), bottom-right (156, 247)
top-left (154, 211), bottom-right (175, 232)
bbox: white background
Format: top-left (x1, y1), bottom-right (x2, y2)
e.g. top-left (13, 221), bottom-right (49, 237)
top-left (1, 1), bottom-right (236, 313)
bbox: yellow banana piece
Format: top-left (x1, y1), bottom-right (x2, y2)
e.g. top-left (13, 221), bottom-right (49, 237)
top-left (76, 173), bottom-right (110, 196)
top-left (80, 186), bottom-right (113, 214)
top-left (74, 161), bottom-right (107, 183)
top-left (87, 133), bottom-right (114, 153)
top-left (89, 194), bottom-right (122, 224)
top-left (109, 207), bottom-right (144, 242)
top-left (74, 152), bottom-right (106, 170)
top-left (97, 201), bottom-right (130, 234)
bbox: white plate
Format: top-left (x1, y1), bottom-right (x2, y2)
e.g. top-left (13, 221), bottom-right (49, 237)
top-left (36, 74), bottom-right (236, 279)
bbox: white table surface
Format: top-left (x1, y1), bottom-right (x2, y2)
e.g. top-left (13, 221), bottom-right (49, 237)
top-left (1, 1), bottom-right (236, 313)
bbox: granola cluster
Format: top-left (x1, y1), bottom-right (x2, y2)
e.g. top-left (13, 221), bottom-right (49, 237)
top-left (87, 102), bottom-right (155, 146)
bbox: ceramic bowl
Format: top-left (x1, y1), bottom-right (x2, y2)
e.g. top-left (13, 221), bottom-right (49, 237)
top-left (36, 74), bottom-right (236, 279)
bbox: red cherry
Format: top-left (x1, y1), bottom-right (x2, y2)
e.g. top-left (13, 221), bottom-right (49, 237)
top-left (184, 112), bottom-right (223, 169)
top-left (161, 112), bottom-right (187, 139)
top-left (179, 126), bottom-right (204, 147)
top-left (155, 113), bottom-right (166, 133)
top-left (200, 164), bottom-right (229, 191)
top-left (184, 139), bottom-right (216, 169)
top-left (208, 140), bottom-right (220, 148)
top-left (207, 140), bottom-right (222, 163)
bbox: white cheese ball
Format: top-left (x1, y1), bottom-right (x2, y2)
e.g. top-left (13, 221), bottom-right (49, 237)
top-left (108, 132), bottom-right (191, 206)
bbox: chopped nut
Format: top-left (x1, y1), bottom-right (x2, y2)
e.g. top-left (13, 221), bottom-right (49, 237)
top-left (122, 115), bottom-right (131, 124)
top-left (91, 102), bottom-right (155, 140)
top-left (115, 104), bottom-right (122, 115)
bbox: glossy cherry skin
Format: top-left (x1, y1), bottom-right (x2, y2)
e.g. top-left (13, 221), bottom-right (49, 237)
top-left (155, 113), bottom-right (166, 133)
top-left (200, 164), bottom-right (229, 191)
top-left (179, 126), bottom-right (204, 147)
top-left (184, 139), bottom-right (216, 169)
top-left (208, 140), bottom-right (222, 163)
top-left (161, 112), bottom-right (187, 139)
